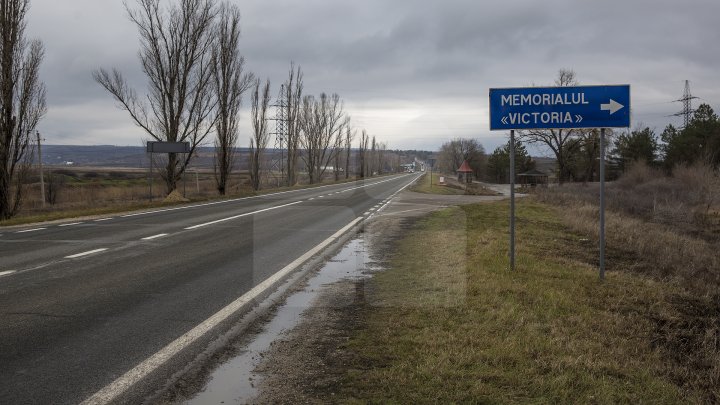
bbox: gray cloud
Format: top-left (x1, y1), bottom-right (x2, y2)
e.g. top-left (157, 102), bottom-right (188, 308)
top-left (26, 0), bottom-right (720, 153)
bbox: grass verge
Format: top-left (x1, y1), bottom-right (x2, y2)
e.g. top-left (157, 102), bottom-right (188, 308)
top-left (411, 172), bottom-right (466, 195)
top-left (337, 200), bottom-right (710, 403)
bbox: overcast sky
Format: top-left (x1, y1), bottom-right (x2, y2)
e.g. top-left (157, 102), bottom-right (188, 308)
top-left (27, 0), bottom-right (720, 154)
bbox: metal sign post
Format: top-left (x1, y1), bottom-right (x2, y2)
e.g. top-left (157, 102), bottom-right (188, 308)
top-left (146, 141), bottom-right (191, 201)
top-left (509, 130), bottom-right (516, 271)
top-left (599, 128), bottom-right (606, 279)
top-left (489, 84), bottom-right (630, 279)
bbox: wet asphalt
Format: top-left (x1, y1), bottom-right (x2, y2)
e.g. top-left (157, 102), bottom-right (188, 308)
top-left (0, 173), bottom-right (420, 405)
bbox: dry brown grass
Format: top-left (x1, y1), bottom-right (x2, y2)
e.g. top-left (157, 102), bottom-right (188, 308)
top-left (533, 162), bottom-right (720, 402)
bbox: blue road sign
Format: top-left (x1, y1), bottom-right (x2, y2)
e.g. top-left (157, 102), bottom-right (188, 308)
top-left (489, 85), bottom-right (630, 130)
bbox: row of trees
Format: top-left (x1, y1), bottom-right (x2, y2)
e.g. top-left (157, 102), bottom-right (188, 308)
top-left (95, 0), bottom-right (391, 196)
top-left (0, 0), bottom-right (395, 220)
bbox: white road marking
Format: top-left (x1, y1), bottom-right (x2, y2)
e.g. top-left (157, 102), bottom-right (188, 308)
top-left (366, 174), bottom-right (422, 220)
top-left (65, 248), bottom-right (108, 259)
top-left (0, 270), bottom-right (17, 278)
top-left (94, 218), bottom-right (113, 222)
top-left (118, 174), bottom-right (412, 219)
top-left (81, 215), bottom-right (365, 405)
top-left (309, 198), bottom-right (315, 201)
top-left (184, 201), bottom-right (303, 230)
top-left (141, 233), bottom-right (169, 241)
top-left (16, 228), bottom-right (46, 233)
top-left (59, 222), bottom-right (84, 227)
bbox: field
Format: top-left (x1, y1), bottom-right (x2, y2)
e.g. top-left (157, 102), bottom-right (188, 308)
top-left (2, 166), bottom-right (363, 226)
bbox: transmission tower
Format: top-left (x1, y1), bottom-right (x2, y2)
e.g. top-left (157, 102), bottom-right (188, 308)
top-left (269, 84), bottom-right (288, 187)
top-left (672, 80), bottom-right (698, 128)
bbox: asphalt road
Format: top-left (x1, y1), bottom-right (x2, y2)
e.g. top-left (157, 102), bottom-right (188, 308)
top-left (0, 173), bottom-right (421, 405)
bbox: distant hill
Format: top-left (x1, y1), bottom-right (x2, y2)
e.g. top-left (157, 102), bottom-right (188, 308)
top-left (35, 145), bottom-right (251, 168)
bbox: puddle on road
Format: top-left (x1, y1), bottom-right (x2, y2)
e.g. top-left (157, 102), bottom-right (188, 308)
top-left (181, 237), bottom-right (376, 405)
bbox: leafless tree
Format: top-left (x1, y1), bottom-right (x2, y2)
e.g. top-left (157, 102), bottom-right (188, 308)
top-left (300, 93), bottom-right (345, 184)
top-left (344, 126), bottom-right (355, 179)
top-left (517, 69), bottom-right (580, 184)
top-left (94, 0), bottom-right (218, 195)
top-left (358, 129), bottom-right (369, 178)
top-left (438, 138), bottom-right (485, 177)
top-left (0, 0), bottom-right (46, 220)
top-left (284, 62), bottom-right (303, 186)
top-left (377, 141), bottom-right (387, 175)
top-left (333, 121), bottom-right (345, 181)
top-left (211, 2), bottom-right (253, 195)
top-left (249, 78), bottom-right (270, 191)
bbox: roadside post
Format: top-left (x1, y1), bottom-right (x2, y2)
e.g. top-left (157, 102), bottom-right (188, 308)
top-left (146, 141), bottom-right (191, 201)
top-left (428, 158), bottom-right (437, 187)
top-left (489, 85), bottom-right (630, 278)
top-left (509, 129), bottom-right (515, 271)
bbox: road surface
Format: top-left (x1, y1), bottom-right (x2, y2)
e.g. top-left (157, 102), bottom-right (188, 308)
top-left (0, 173), bottom-right (420, 404)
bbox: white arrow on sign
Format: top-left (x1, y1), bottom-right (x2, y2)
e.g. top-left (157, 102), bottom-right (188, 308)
top-left (575, 115), bottom-right (583, 123)
top-left (501, 117), bottom-right (508, 125)
top-left (601, 99), bottom-right (624, 115)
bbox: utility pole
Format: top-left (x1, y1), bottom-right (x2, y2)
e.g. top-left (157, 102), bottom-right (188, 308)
top-left (672, 80), bottom-right (698, 129)
top-left (36, 131), bottom-right (45, 208)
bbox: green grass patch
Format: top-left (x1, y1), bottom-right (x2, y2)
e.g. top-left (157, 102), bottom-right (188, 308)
top-left (338, 200), bottom-right (701, 404)
top-left (411, 172), bottom-right (465, 195)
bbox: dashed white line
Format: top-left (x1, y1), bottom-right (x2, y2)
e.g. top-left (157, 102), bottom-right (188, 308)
top-left (0, 270), bottom-right (17, 278)
top-left (94, 218), bottom-right (113, 222)
top-left (59, 222), bottom-right (84, 227)
top-left (16, 228), bottom-right (46, 233)
top-left (141, 233), bottom-right (169, 241)
top-left (185, 201), bottom-right (303, 230)
top-left (65, 248), bottom-right (108, 259)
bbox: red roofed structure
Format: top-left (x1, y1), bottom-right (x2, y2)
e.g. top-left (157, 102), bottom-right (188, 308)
top-left (457, 160), bottom-right (473, 183)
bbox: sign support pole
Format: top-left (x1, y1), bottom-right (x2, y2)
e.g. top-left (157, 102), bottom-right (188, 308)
top-left (599, 128), bottom-right (606, 280)
top-left (510, 129), bottom-right (516, 271)
top-left (149, 151), bottom-right (153, 202)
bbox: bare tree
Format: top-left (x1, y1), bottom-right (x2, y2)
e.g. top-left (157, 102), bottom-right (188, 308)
top-left (438, 138), bottom-right (485, 177)
top-left (94, 0), bottom-right (218, 195)
top-left (344, 126), bottom-right (355, 179)
top-left (517, 69), bottom-right (580, 184)
top-left (300, 93), bottom-right (345, 184)
top-left (358, 129), bottom-right (369, 178)
top-left (333, 121), bottom-right (345, 181)
top-left (248, 78), bottom-right (270, 191)
top-left (377, 141), bottom-right (387, 175)
top-left (211, 2), bottom-right (253, 195)
top-left (0, 0), bottom-right (46, 220)
top-left (284, 62), bottom-right (303, 186)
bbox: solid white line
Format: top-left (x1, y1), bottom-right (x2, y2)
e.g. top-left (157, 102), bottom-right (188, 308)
top-left (0, 270), bottom-right (17, 277)
top-left (59, 222), bottom-right (84, 227)
top-left (94, 218), bottom-right (113, 222)
top-left (141, 233), bottom-right (169, 241)
top-left (16, 228), bottom-right (46, 233)
top-left (65, 248), bottom-right (108, 259)
top-left (184, 201), bottom-right (303, 230)
top-left (81, 215), bottom-right (365, 405)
